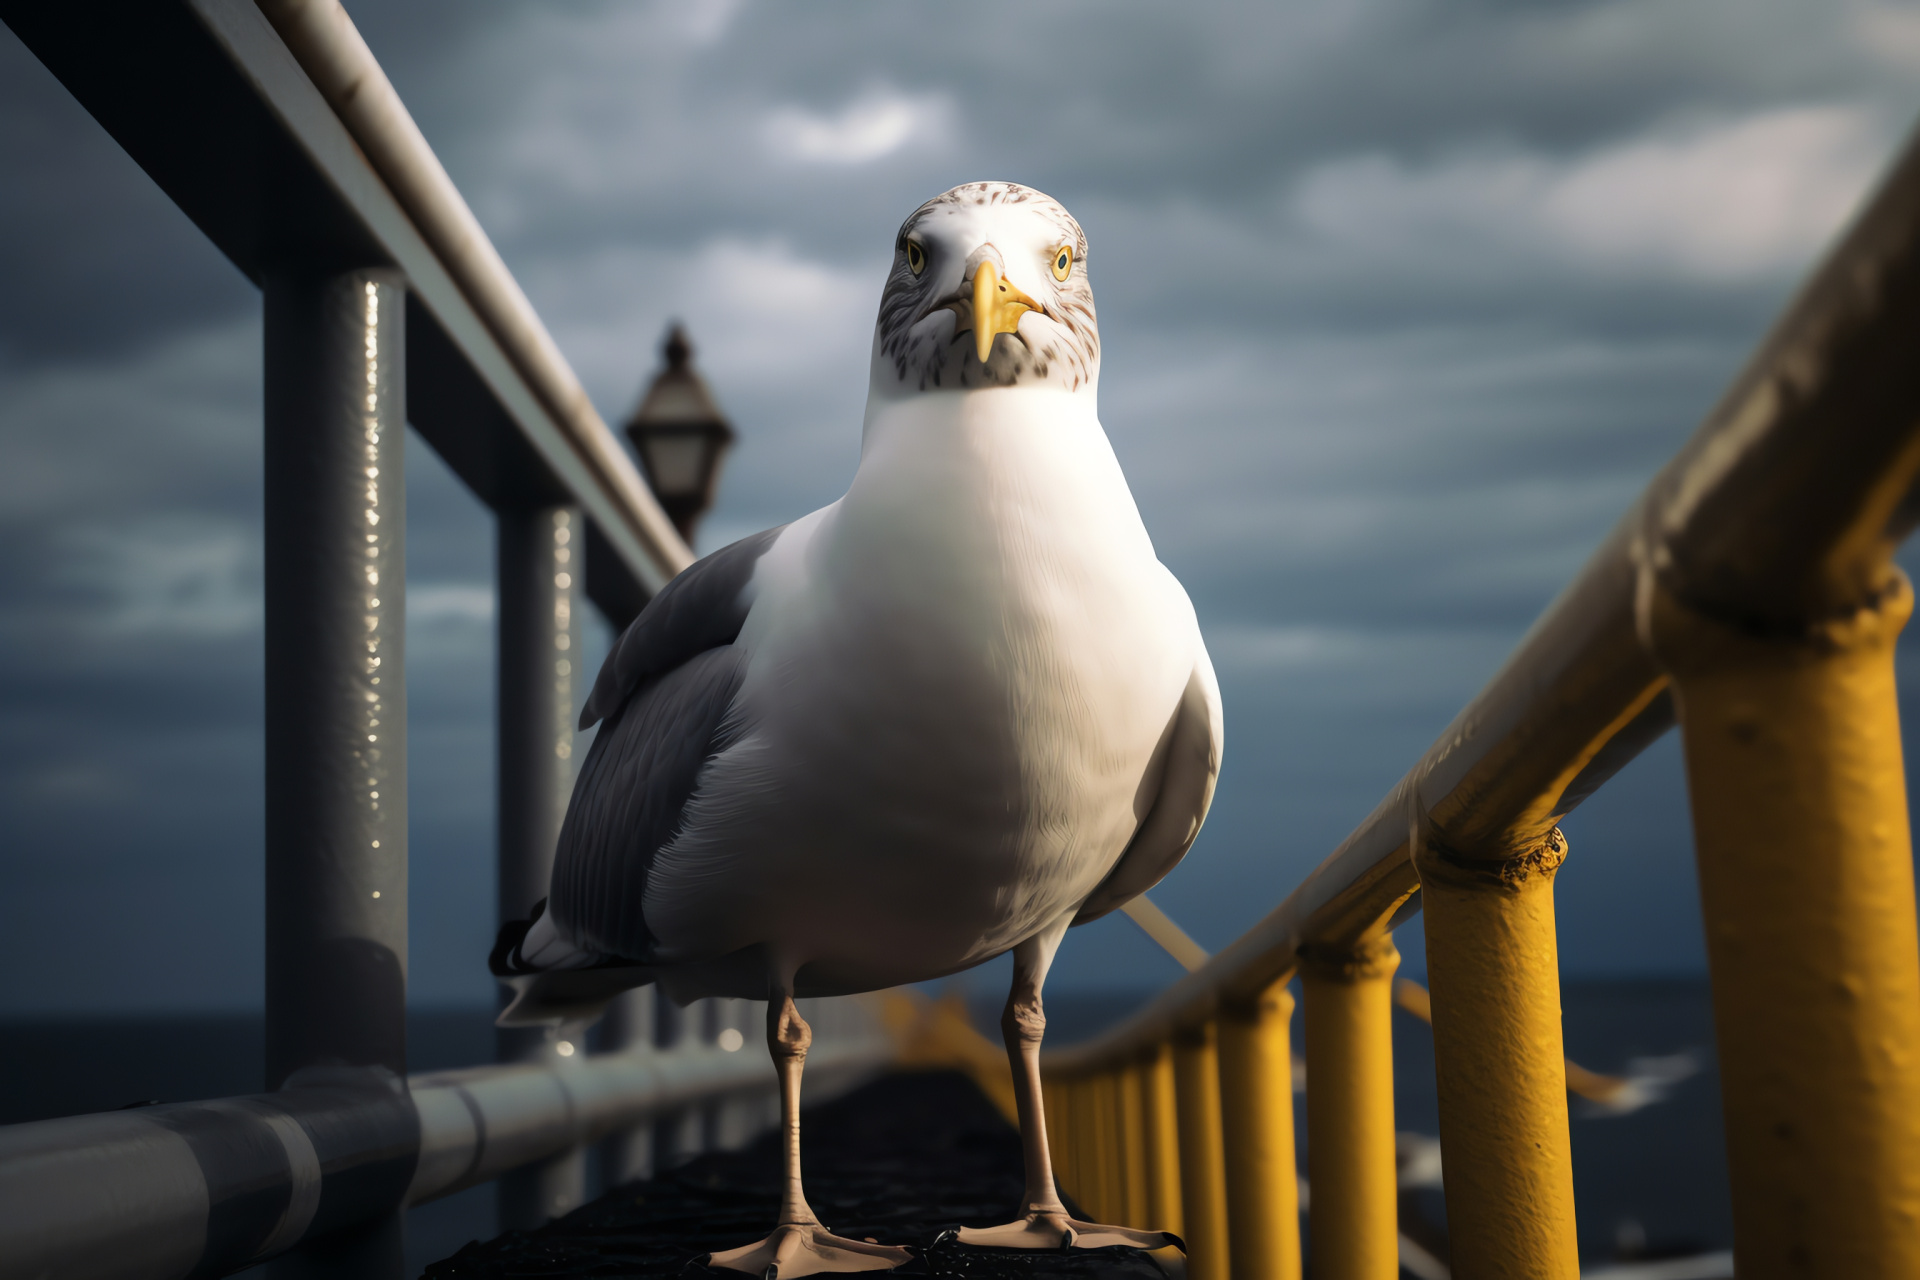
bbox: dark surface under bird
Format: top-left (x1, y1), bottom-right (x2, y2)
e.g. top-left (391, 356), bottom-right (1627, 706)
top-left (424, 1070), bottom-right (1169, 1280)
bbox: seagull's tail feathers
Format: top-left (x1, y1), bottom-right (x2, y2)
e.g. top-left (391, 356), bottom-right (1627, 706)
top-left (490, 899), bottom-right (657, 1028)
top-left (494, 966), bottom-right (657, 1028)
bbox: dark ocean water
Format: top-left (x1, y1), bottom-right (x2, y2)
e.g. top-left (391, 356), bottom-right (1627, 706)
top-left (1, 978), bottom-right (1724, 1275)
top-left (1393, 979), bottom-right (1730, 1263)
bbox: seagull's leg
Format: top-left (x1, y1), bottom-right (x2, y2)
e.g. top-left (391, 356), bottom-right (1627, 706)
top-left (705, 980), bottom-right (912, 1278)
top-left (956, 913), bottom-right (1183, 1253)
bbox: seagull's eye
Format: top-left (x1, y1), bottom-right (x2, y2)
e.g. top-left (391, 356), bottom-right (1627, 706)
top-left (905, 241), bottom-right (926, 276)
top-left (1052, 246), bottom-right (1073, 282)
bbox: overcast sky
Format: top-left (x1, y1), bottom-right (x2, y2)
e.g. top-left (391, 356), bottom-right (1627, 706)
top-left (3, 0), bottom-right (1919, 1013)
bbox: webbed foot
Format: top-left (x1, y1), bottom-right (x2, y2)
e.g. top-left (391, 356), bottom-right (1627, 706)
top-left (703, 1223), bottom-right (911, 1279)
top-left (951, 1210), bottom-right (1183, 1252)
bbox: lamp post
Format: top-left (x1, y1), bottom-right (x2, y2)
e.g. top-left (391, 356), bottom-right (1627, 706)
top-left (623, 324), bottom-right (736, 545)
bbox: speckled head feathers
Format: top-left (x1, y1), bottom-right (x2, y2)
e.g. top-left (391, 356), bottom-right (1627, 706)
top-left (871, 182), bottom-right (1099, 396)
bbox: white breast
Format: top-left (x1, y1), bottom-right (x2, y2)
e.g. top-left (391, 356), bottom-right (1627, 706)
top-left (643, 389), bottom-right (1201, 988)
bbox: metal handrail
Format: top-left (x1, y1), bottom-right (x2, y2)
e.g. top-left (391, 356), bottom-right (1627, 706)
top-left (1046, 111), bottom-right (1920, 1076)
top-left (253, 0), bottom-right (692, 592)
top-left (407, 1023), bottom-right (885, 1206)
top-left (1, 0), bottom-right (688, 615)
top-left (0, 4), bottom-right (812, 1276)
top-left (0, 1011), bottom-right (893, 1280)
top-left (10, 0), bottom-right (1920, 1273)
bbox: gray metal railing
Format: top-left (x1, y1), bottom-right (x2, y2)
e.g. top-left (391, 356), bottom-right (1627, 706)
top-left (0, 2), bottom-right (899, 1277)
top-left (0, 995), bottom-right (890, 1280)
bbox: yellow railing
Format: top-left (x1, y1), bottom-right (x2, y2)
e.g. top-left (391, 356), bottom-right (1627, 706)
top-left (1031, 113), bottom-right (1920, 1280)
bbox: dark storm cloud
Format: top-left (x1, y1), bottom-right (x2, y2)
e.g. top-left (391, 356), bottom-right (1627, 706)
top-left (3, 0), bottom-right (1918, 1009)
top-left (0, 37), bottom-right (255, 366)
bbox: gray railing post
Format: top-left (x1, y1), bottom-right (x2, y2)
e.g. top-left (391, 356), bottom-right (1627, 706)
top-left (603, 987), bottom-right (658, 1186)
top-left (263, 268), bottom-right (410, 1278)
top-left (707, 998), bottom-right (758, 1151)
top-left (497, 503), bottom-right (588, 1227)
top-left (656, 997), bottom-right (706, 1169)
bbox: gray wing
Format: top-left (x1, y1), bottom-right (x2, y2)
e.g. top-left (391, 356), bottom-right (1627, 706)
top-left (548, 526), bottom-right (784, 960)
top-left (1073, 656), bottom-right (1224, 925)
top-left (578, 525), bottom-right (785, 730)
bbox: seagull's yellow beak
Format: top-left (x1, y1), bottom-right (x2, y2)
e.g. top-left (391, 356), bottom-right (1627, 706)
top-left (966, 260), bottom-right (1040, 363)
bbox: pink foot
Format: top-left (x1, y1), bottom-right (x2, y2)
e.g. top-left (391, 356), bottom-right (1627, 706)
top-left (704, 1222), bottom-right (911, 1279)
top-left (952, 1210), bottom-right (1183, 1252)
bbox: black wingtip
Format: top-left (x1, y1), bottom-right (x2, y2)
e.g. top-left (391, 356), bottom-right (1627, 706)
top-left (488, 898), bottom-right (545, 976)
top-left (487, 918), bottom-right (532, 976)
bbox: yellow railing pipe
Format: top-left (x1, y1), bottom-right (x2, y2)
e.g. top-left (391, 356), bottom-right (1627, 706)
top-left (1173, 1024), bottom-right (1229, 1280)
top-left (1396, 976), bottom-right (1638, 1108)
top-left (1415, 832), bottom-right (1580, 1278)
top-left (1096, 1069), bottom-right (1120, 1224)
top-left (1652, 574), bottom-right (1920, 1278)
top-left (1031, 111), bottom-right (1920, 1276)
top-left (1106, 1069), bottom-right (1128, 1224)
top-left (1218, 975), bottom-right (1302, 1280)
top-left (1098, 1070), bottom-right (1118, 1226)
top-left (1082, 1074), bottom-right (1113, 1220)
top-left (1141, 1040), bottom-right (1184, 1236)
top-left (1118, 1063), bottom-right (1149, 1227)
top-left (1301, 936), bottom-right (1399, 1280)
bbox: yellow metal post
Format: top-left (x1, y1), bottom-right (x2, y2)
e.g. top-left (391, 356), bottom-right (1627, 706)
top-left (1103, 1073), bottom-right (1121, 1221)
top-left (1105, 1066), bottom-right (1121, 1228)
top-left (1119, 1062), bottom-right (1149, 1227)
top-left (1083, 1074), bottom-right (1107, 1221)
top-left (1652, 574), bottom-right (1920, 1278)
top-left (1070, 1074), bottom-right (1096, 1220)
top-left (1142, 1040), bottom-right (1184, 1235)
top-left (1173, 1023), bottom-right (1229, 1280)
top-left (1417, 834), bottom-right (1580, 1279)
top-left (1218, 976), bottom-right (1302, 1280)
top-left (1088, 1071), bottom-right (1115, 1223)
top-left (1301, 936), bottom-right (1400, 1280)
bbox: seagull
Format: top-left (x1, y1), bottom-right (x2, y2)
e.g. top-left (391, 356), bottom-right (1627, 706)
top-left (493, 181), bottom-right (1223, 1277)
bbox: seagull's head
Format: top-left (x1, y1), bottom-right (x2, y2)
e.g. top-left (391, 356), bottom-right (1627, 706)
top-left (871, 181), bottom-right (1098, 397)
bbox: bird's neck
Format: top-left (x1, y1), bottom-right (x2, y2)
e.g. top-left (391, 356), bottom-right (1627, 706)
top-left (842, 387), bottom-right (1151, 563)
top-left (858, 384), bottom-right (1098, 456)
top-left (856, 383), bottom-right (1113, 483)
